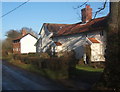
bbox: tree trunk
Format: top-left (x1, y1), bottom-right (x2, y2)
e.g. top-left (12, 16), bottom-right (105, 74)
top-left (95, 2), bottom-right (120, 90)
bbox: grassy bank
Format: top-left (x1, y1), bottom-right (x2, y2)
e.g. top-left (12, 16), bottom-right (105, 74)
top-left (9, 59), bottom-right (68, 80)
top-left (76, 65), bottom-right (103, 72)
top-left (70, 65), bottom-right (104, 86)
top-left (4, 54), bottom-right (104, 90)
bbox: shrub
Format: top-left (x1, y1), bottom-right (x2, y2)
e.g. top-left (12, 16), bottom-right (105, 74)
top-left (12, 51), bottom-right (76, 79)
top-left (27, 57), bottom-right (39, 65)
top-left (78, 58), bottom-right (85, 65)
top-left (28, 53), bottom-right (40, 57)
top-left (84, 45), bottom-right (91, 64)
top-left (40, 53), bottom-right (50, 59)
top-left (48, 57), bottom-right (61, 71)
top-left (2, 50), bottom-right (8, 57)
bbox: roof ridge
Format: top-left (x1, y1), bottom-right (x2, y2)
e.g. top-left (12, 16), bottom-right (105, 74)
top-left (44, 23), bottom-right (72, 25)
top-left (13, 33), bottom-right (38, 41)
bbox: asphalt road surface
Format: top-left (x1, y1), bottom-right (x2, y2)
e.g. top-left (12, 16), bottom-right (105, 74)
top-left (2, 61), bottom-right (66, 90)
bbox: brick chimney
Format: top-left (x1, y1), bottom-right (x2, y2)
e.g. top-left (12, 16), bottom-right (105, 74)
top-left (81, 5), bottom-right (92, 23)
top-left (21, 29), bottom-right (27, 36)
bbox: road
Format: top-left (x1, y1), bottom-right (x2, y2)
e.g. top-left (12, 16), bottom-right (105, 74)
top-left (2, 61), bottom-right (66, 90)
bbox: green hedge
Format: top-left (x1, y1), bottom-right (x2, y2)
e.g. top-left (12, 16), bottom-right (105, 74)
top-left (13, 51), bottom-right (76, 79)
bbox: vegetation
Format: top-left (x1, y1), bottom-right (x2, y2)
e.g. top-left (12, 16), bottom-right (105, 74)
top-left (2, 27), bottom-right (38, 56)
top-left (76, 65), bottom-right (103, 72)
top-left (8, 51), bottom-right (76, 80)
top-left (2, 30), bottom-right (21, 54)
top-left (84, 45), bottom-right (91, 64)
top-left (94, 2), bottom-right (120, 90)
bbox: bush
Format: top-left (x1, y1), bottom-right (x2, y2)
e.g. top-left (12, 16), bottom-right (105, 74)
top-left (48, 57), bottom-right (61, 71)
top-left (12, 51), bottom-right (76, 79)
top-left (28, 53), bottom-right (40, 57)
top-left (40, 53), bottom-right (50, 59)
top-left (78, 58), bottom-right (85, 65)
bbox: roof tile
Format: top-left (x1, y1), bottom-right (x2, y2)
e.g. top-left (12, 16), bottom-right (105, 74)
top-left (43, 16), bottom-right (107, 37)
top-left (88, 38), bottom-right (100, 43)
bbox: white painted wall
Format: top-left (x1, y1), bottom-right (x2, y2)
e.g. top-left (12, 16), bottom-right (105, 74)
top-left (53, 34), bottom-right (85, 59)
top-left (20, 34), bottom-right (37, 53)
top-left (36, 26), bottom-right (54, 53)
top-left (91, 43), bottom-right (105, 61)
top-left (37, 26), bottom-right (106, 61)
top-left (53, 31), bottom-right (106, 60)
top-left (55, 46), bottom-right (62, 52)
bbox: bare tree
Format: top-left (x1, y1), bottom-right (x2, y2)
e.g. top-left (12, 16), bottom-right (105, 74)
top-left (73, 0), bottom-right (89, 9)
top-left (74, 0), bottom-right (108, 19)
top-left (93, 0), bottom-right (107, 19)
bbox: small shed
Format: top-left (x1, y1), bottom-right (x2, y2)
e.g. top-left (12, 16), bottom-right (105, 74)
top-left (84, 38), bottom-right (105, 63)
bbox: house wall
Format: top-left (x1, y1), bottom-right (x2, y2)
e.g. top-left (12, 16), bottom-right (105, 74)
top-left (53, 30), bottom-right (106, 60)
top-left (37, 26), bottom-right (106, 61)
top-left (91, 43), bottom-right (105, 62)
top-left (13, 42), bottom-right (21, 54)
top-left (36, 27), bottom-right (54, 53)
top-left (20, 34), bottom-right (37, 53)
top-left (55, 46), bottom-right (62, 52)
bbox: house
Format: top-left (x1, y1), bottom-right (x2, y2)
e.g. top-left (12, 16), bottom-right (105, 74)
top-left (13, 29), bottom-right (38, 54)
top-left (36, 5), bottom-right (107, 62)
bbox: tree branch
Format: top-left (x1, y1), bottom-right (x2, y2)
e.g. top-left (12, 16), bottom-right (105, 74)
top-left (93, 0), bottom-right (107, 19)
top-left (73, 0), bottom-right (89, 9)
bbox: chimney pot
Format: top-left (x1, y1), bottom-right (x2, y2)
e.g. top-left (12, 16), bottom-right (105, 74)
top-left (21, 29), bottom-right (27, 36)
top-left (81, 5), bottom-right (92, 23)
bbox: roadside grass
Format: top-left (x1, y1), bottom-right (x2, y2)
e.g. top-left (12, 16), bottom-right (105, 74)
top-left (76, 65), bottom-right (104, 72)
top-left (71, 65), bottom-right (104, 84)
top-left (56, 65), bottom-right (104, 89)
top-left (4, 58), bottom-right (104, 90)
top-left (9, 59), bottom-right (68, 80)
top-left (0, 56), bottom-right (2, 60)
top-left (5, 57), bottom-right (104, 89)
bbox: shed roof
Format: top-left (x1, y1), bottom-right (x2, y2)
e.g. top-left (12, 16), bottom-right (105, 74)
top-left (88, 38), bottom-right (100, 43)
top-left (54, 42), bottom-right (62, 46)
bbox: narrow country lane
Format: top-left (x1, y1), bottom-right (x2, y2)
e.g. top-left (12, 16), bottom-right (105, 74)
top-left (2, 60), bottom-right (66, 90)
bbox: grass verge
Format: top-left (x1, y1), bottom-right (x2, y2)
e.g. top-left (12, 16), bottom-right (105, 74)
top-left (76, 65), bottom-right (104, 72)
top-left (9, 59), bottom-right (68, 80)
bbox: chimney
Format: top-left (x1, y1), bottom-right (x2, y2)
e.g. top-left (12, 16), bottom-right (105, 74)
top-left (21, 29), bottom-right (27, 36)
top-left (81, 5), bottom-right (92, 23)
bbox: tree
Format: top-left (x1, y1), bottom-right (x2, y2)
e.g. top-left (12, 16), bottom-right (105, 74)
top-left (2, 27), bottom-right (38, 55)
top-left (5, 30), bottom-right (21, 39)
top-left (74, 0), bottom-right (108, 19)
top-left (20, 27), bottom-right (38, 38)
top-left (2, 30), bottom-right (21, 54)
top-left (95, 2), bottom-right (120, 90)
top-left (75, 1), bottom-right (120, 90)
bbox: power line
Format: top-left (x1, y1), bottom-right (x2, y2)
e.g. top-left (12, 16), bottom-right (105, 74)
top-left (1, 0), bottom-right (30, 18)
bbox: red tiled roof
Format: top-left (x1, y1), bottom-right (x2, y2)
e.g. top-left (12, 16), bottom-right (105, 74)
top-left (57, 17), bottom-right (107, 36)
top-left (54, 42), bottom-right (62, 46)
top-left (43, 23), bottom-right (70, 35)
top-left (13, 36), bottom-right (22, 41)
top-left (88, 38), bottom-right (100, 43)
top-left (42, 16), bottom-right (107, 37)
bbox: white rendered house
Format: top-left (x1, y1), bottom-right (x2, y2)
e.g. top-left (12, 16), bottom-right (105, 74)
top-left (36, 5), bottom-right (107, 62)
top-left (13, 30), bottom-right (38, 54)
